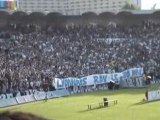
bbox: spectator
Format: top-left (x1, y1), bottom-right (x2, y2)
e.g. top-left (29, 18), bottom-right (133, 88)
top-left (0, 21), bottom-right (160, 94)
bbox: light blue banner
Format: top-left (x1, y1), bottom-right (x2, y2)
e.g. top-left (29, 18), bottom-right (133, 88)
top-left (54, 68), bottom-right (143, 89)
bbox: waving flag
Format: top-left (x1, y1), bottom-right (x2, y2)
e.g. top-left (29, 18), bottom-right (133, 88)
top-left (0, 0), bottom-right (17, 10)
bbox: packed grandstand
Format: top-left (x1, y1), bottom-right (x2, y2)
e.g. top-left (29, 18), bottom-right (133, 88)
top-left (0, 10), bottom-right (160, 100)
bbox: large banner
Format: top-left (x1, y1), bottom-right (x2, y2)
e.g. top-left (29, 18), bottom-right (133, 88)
top-left (53, 68), bottom-right (143, 89)
top-left (120, 68), bottom-right (145, 87)
top-left (147, 83), bottom-right (160, 101)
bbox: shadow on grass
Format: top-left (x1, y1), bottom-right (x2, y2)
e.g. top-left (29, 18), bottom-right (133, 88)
top-left (78, 105), bottom-right (115, 113)
top-left (132, 99), bottom-right (160, 106)
top-left (71, 88), bottom-right (146, 97)
top-left (0, 107), bottom-right (20, 112)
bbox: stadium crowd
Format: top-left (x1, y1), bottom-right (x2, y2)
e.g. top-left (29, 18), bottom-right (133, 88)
top-left (0, 20), bottom-right (160, 94)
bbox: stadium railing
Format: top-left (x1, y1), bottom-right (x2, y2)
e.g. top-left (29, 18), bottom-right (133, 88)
top-left (0, 89), bottom-right (69, 108)
top-left (24, 95), bottom-right (36, 102)
top-left (0, 98), bottom-right (17, 107)
top-left (34, 91), bottom-right (46, 100)
top-left (16, 96), bottom-right (26, 104)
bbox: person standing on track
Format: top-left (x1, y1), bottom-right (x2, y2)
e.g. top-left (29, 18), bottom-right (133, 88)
top-left (44, 91), bottom-right (48, 102)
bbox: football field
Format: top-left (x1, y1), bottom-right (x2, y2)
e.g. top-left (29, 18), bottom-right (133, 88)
top-left (0, 88), bottom-right (160, 120)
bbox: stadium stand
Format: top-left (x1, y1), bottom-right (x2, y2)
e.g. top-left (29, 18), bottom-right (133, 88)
top-left (0, 10), bottom-right (160, 107)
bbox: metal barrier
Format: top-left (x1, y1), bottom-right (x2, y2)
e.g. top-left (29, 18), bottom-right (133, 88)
top-left (0, 98), bottom-right (17, 107)
top-left (0, 89), bottom-right (69, 108)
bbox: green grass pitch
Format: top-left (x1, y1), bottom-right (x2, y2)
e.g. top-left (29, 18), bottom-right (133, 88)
top-left (0, 88), bottom-right (160, 120)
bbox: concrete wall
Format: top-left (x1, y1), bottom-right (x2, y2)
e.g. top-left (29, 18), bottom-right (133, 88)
top-left (1, 10), bottom-right (160, 28)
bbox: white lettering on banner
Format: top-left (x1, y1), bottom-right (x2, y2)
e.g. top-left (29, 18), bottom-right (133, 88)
top-left (54, 68), bottom-right (143, 89)
top-left (122, 68), bottom-right (143, 79)
top-left (96, 38), bottom-right (126, 44)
